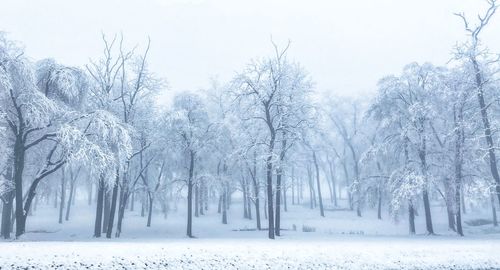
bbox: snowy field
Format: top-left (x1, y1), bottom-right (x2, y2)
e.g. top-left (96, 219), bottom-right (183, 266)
top-left (1, 238), bottom-right (499, 270)
top-left (1, 200), bottom-right (500, 269)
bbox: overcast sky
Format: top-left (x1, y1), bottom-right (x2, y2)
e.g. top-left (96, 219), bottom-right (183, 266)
top-left (1, 0), bottom-right (499, 100)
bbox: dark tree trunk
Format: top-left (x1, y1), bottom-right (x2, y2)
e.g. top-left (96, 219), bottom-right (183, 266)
top-left (94, 177), bottom-right (105, 237)
top-left (461, 185), bottom-right (466, 214)
top-left (447, 205), bottom-right (456, 232)
top-left (66, 177), bottom-right (76, 221)
top-left (217, 195), bottom-right (222, 214)
top-left (454, 105), bottom-right (465, 236)
top-left (418, 120), bottom-right (434, 235)
top-left (250, 151), bottom-right (261, 230)
top-left (203, 183), bottom-right (208, 212)
top-left (106, 170), bottom-right (119, 238)
top-left (116, 187), bottom-right (128, 238)
top-left (455, 188), bottom-right (463, 236)
top-left (275, 172), bottom-right (282, 236)
top-left (409, 202), bottom-right (416, 235)
top-left (264, 192), bottom-right (268, 220)
top-left (194, 185), bottom-right (199, 218)
top-left (222, 186), bottom-right (228, 224)
top-left (54, 188), bottom-right (58, 209)
top-left (1, 192), bottom-right (14, 239)
top-left (422, 190), bottom-right (434, 234)
top-left (313, 151), bottom-right (325, 217)
top-left (226, 189), bottom-right (231, 209)
top-left (14, 134), bottom-right (26, 238)
top-left (242, 178), bottom-right (248, 219)
top-left (141, 191), bottom-right (146, 217)
top-left (147, 194), bottom-right (153, 227)
top-left (444, 178), bottom-right (456, 232)
top-left (102, 189), bottom-right (111, 233)
top-left (187, 151), bottom-right (195, 238)
top-left (130, 191), bottom-right (135, 211)
top-left (1, 165), bottom-right (14, 239)
top-left (200, 180), bottom-right (205, 215)
top-left (307, 166), bottom-right (315, 209)
top-left (247, 190), bottom-right (252, 219)
top-left (491, 195), bottom-right (498, 227)
top-left (33, 193), bottom-right (38, 212)
top-left (266, 154), bottom-right (275, 239)
top-left (283, 181), bottom-right (287, 213)
top-left (20, 159), bottom-right (65, 238)
top-left (255, 196), bottom-right (261, 230)
top-left (58, 168), bottom-right (66, 224)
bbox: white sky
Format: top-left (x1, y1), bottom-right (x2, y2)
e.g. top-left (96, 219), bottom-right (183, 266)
top-left (1, 0), bottom-right (499, 100)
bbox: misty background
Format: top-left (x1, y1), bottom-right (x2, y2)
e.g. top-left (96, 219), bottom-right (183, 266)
top-left (2, 0), bottom-right (499, 101)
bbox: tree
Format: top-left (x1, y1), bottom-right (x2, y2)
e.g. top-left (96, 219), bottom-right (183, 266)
top-left (232, 42), bottom-right (313, 238)
top-left (169, 92), bottom-right (213, 238)
top-left (454, 0), bottom-right (500, 207)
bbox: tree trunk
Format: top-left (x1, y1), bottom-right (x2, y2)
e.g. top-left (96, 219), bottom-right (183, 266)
top-left (147, 194), bottom-right (153, 227)
top-left (115, 187), bottom-right (128, 238)
top-left (264, 192), bottom-right (268, 220)
top-left (1, 165), bottom-right (14, 239)
top-left (217, 195), bottom-right (222, 214)
top-left (242, 178), bottom-right (248, 219)
top-left (409, 202), bottom-right (416, 235)
top-left (222, 185), bottom-right (228, 224)
top-left (141, 191), bottom-right (146, 217)
top-left (194, 185), bottom-right (199, 218)
top-left (307, 166), bottom-right (316, 209)
top-left (1, 192), bottom-right (14, 239)
top-left (455, 186), bottom-right (463, 236)
top-left (275, 171), bottom-right (282, 236)
top-left (200, 180), bottom-right (205, 215)
top-left (58, 168), bottom-right (66, 224)
top-left (461, 185), bottom-right (466, 214)
top-left (266, 154), bottom-right (275, 239)
top-left (14, 134), bottom-right (26, 238)
top-left (251, 152), bottom-right (261, 230)
top-left (106, 170), bottom-right (119, 238)
top-left (328, 160), bottom-right (338, 207)
top-left (93, 176), bottom-right (105, 237)
top-left (102, 189), bottom-right (111, 233)
top-left (283, 181), bottom-right (287, 213)
top-left (65, 177), bottom-right (76, 221)
top-left (491, 194), bottom-right (498, 227)
top-left (422, 190), bottom-right (434, 234)
top-left (313, 151), bottom-right (325, 217)
top-left (130, 191), bottom-right (135, 211)
top-left (187, 151), bottom-right (195, 238)
top-left (444, 178), bottom-right (456, 232)
top-left (418, 120), bottom-right (434, 235)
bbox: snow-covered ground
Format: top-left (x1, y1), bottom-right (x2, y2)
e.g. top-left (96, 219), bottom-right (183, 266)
top-left (1, 198), bottom-right (500, 269)
top-left (1, 238), bottom-right (499, 269)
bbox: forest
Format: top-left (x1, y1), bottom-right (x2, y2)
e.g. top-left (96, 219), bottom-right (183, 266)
top-left (0, 0), bottom-right (500, 269)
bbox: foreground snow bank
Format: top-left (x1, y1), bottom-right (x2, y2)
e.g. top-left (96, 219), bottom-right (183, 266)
top-left (0, 237), bottom-right (498, 269)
